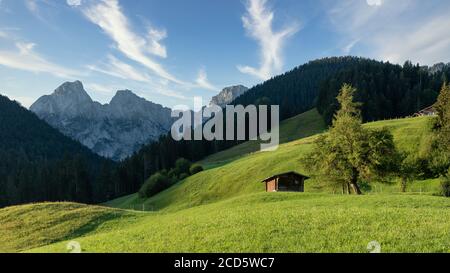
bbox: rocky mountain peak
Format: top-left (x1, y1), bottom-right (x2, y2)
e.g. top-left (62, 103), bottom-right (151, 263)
top-left (53, 80), bottom-right (92, 102)
top-left (55, 80), bottom-right (83, 92)
top-left (30, 81), bottom-right (94, 117)
top-left (114, 89), bottom-right (138, 98)
top-left (30, 81), bottom-right (174, 161)
top-left (110, 90), bottom-right (142, 105)
top-left (422, 62), bottom-right (450, 75)
top-left (210, 85), bottom-right (249, 107)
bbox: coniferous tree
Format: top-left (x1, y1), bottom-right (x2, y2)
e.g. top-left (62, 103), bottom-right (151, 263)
top-left (305, 84), bottom-right (399, 194)
top-left (428, 83), bottom-right (450, 176)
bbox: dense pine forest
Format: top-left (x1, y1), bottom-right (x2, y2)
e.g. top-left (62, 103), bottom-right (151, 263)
top-left (233, 56), bottom-right (369, 120)
top-left (0, 95), bottom-right (116, 207)
top-left (1, 56), bottom-right (449, 207)
top-left (317, 60), bottom-right (449, 124)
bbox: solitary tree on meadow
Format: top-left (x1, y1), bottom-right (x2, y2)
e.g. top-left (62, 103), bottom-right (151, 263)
top-left (305, 84), bottom-right (399, 194)
top-left (429, 83), bottom-right (450, 176)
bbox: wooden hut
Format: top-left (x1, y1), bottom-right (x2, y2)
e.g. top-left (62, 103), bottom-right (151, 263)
top-left (262, 172), bottom-right (309, 192)
top-left (413, 105), bottom-right (436, 117)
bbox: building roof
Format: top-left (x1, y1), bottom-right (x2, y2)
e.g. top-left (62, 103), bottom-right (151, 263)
top-left (261, 171), bottom-right (310, 183)
top-left (419, 105), bottom-right (436, 112)
top-left (413, 105), bottom-right (436, 116)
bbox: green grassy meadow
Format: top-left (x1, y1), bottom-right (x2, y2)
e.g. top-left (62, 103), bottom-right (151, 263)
top-left (2, 194), bottom-right (449, 253)
top-left (1, 111), bottom-right (449, 253)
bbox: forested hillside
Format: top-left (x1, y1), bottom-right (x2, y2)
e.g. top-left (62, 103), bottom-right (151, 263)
top-left (114, 57), bottom-right (449, 197)
top-left (317, 61), bottom-right (449, 124)
top-left (235, 57), bottom-right (449, 122)
top-left (0, 95), bottom-right (115, 207)
top-left (233, 57), bottom-right (367, 120)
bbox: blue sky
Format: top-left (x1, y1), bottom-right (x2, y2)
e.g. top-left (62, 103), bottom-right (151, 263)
top-left (0, 0), bottom-right (449, 108)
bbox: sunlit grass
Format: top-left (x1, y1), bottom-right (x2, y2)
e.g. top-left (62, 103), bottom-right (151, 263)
top-left (24, 194), bottom-right (450, 253)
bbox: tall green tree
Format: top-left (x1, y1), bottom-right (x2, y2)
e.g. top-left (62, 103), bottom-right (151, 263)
top-left (305, 84), bottom-right (399, 194)
top-left (429, 83), bottom-right (450, 176)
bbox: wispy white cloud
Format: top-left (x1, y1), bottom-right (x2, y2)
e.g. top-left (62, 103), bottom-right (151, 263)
top-left (342, 39), bottom-right (360, 55)
top-left (85, 80), bottom-right (187, 101)
top-left (366, 0), bottom-right (383, 7)
top-left (87, 55), bottom-right (152, 83)
top-left (146, 27), bottom-right (167, 58)
top-left (84, 83), bottom-right (120, 94)
top-left (136, 82), bottom-right (188, 100)
top-left (237, 0), bottom-right (299, 80)
top-left (25, 0), bottom-right (39, 14)
top-left (80, 0), bottom-right (182, 84)
top-left (86, 55), bottom-right (189, 99)
top-left (24, 0), bottom-right (62, 30)
top-left (376, 15), bottom-right (450, 65)
top-left (153, 88), bottom-right (187, 100)
top-left (25, 0), bottom-right (51, 22)
top-left (0, 42), bottom-right (80, 78)
top-left (67, 0), bottom-right (82, 7)
top-left (75, 0), bottom-right (217, 99)
top-left (195, 68), bottom-right (218, 91)
top-left (329, 0), bottom-right (450, 65)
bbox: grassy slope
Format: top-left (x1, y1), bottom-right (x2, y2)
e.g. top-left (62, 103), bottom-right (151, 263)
top-left (106, 115), bottom-right (437, 212)
top-left (199, 108), bottom-right (326, 168)
top-left (2, 114), bottom-right (448, 253)
top-left (26, 194), bottom-right (450, 253)
top-left (106, 109), bottom-right (326, 211)
top-left (0, 203), bottom-right (140, 252)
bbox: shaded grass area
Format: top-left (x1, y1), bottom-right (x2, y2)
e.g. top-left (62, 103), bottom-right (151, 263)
top-left (0, 202), bottom-right (140, 252)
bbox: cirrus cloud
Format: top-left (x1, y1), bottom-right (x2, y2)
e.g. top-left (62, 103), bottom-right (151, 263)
top-left (0, 42), bottom-right (81, 78)
top-left (237, 0), bottom-right (300, 80)
top-left (195, 68), bottom-right (218, 92)
top-left (87, 55), bottom-right (152, 83)
top-left (80, 0), bottom-right (183, 84)
top-left (366, 0), bottom-right (383, 6)
top-left (329, 0), bottom-right (450, 65)
top-left (67, 0), bottom-right (82, 7)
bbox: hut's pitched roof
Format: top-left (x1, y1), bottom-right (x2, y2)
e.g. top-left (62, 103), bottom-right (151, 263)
top-left (413, 105), bottom-right (436, 116)
top-left (261, 171), bottom-right (310, 183)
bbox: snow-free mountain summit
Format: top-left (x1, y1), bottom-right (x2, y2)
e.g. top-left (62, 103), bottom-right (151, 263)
top-left (210, 85), bottom-right (249, 107)
top-left (30, 81), bottom-right (173, 161)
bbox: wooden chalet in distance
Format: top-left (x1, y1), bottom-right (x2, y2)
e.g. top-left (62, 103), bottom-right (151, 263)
top-left (262, 172), bottom-right (309, 192)
top-left (413, 105), bottom-right (437, 117)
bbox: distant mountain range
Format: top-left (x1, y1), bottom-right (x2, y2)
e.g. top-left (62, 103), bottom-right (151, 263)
top-left (30, 81), bottom-right (249, 161)
top-left (30, 81), bottom-right (173, 161)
